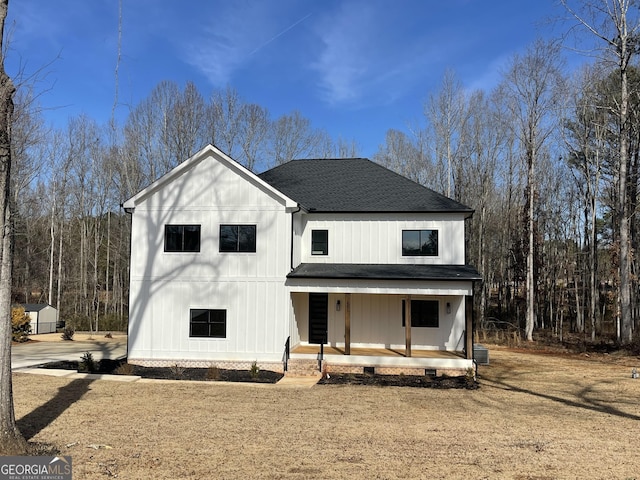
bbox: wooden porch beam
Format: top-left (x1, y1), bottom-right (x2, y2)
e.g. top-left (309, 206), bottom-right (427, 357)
top-left (405, 295), bottom-right (411, 357)
top-left (345, 293), bottom-right (351, 355)
top-left (465, 295), bottom-right (473, 360)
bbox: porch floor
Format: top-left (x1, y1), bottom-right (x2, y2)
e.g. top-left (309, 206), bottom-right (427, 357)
top-left (291, 345), bottom-right (464, 359)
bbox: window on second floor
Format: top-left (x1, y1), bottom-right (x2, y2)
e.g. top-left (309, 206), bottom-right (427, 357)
top-left (164, 225), bottom-right (201, 252)
top-left (220, 225), bottom-right (256, 252)
top-left (311, 230), bottom-right (328, 255)
top-left (402, 229), bottom-right (438, 256)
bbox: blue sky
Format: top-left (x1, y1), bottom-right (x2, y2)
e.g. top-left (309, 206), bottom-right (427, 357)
top-left (5, 0), bottom-right (566, 158)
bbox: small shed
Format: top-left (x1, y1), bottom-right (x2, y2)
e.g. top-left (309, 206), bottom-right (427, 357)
top-left (23, 304), bottom-right (58, 334)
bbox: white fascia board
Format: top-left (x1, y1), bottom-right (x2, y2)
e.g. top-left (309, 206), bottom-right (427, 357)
top-left (122, 144), bottom-right (298, 211)
top-left (286, 278), bottom-right (474, 296)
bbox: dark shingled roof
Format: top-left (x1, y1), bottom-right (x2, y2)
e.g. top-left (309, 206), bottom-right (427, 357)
top-left (259, 159), bottom-right (473, 213)
top-left (22, 304), bottom-right (50, 312)
top-left (287, 263), bottom-right (482, 281)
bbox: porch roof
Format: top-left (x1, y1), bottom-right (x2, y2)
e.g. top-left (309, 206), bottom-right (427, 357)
top-left (287, 263), bottom-right (482, 281)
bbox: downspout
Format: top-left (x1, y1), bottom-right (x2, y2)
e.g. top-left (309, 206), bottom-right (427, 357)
top-left (121, 203), bottom-right (134, 361)
top-left (290, 205), bottom-right (301, 271)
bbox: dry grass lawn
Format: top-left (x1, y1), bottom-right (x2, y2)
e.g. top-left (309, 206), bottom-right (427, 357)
top-left (13, 346), bottom-right (640, 479)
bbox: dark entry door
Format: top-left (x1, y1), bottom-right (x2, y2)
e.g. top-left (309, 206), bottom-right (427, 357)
top-left (308, 293), bottom-right (328, 344)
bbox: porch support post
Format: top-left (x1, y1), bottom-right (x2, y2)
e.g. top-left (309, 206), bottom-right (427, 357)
top-left (344, 293), bottom-right (351, 355)
top-left (405, 295), bottom-right (412, 357)
top-left (465, 295), bottom-right (473, 360)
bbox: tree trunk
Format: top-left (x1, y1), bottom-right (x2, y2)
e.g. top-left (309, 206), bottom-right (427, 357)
top-left (619, 62), bottom-right (633, 343)
top-left (525, 146), bottom-right (536, 341)
top-left (0, 0), bottom-right (27, 454)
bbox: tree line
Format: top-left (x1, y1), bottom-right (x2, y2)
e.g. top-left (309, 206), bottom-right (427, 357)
top-left (9, 1), bottom-right (640, 345)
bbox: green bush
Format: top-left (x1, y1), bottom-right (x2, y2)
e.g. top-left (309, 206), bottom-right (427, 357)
top-left (61, 326), bottom-right (75, 341)
top-left (79, 352), bottom-right (96, 373)
top-left (169, 363), bottom-right (185, 379)
top-left (249, 361), bottom-right (260, 378)
top-left (11, 307), bottom-right (31, 342)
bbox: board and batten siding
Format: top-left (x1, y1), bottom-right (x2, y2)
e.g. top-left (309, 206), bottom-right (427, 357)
top-left (298, 212), bottom-right (466, 265)
top-left (291, 292), bottom-right (465, 351)
top-left (128, 153), bottom-right (292, 363)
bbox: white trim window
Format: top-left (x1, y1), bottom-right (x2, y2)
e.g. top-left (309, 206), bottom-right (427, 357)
top-left (220, 225), bottom-right (256, 252)
top-left (402, 229), bottom-right (438, 256)
top-left (190, 309), bottom-right (226, 338)
top-left (311, 229), bottom-right (328, 255)
top-left (164, 225), bottom-right (201, 252)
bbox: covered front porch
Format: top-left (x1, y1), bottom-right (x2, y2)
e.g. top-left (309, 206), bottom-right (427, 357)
top-left (285, 263), bottom-right (480, 376)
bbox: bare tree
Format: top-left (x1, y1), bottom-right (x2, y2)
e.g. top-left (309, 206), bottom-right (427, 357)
top-left (499, 39), bottom-right (565, 341)
top-left (373, 129), bottom-right (432, 185)
top-left (0, 0), bottom-right (28, 454)
top-left (238, 103), bottom-right (269, 171)
top-left (563, 64), bottom-right (609, 339)
top-left (268, 110), bottom-right (327, 165)
top-left (560, 0), bottom-right (640, 343)
top-left (425, 69), bottom-right (468, 199)
top-left (459, 90), bottom-right (504, 329)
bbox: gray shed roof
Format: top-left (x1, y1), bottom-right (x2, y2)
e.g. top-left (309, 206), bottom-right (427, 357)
top-left (287, 263), bottom-right (482, 281)
top-left (258, 159), bottom-right (473, 213)
top-left (22, 304), bottom-right (53, 312)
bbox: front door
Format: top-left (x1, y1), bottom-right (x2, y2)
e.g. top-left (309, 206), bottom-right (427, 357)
top-left (308, 293), bottom-right (328, 344)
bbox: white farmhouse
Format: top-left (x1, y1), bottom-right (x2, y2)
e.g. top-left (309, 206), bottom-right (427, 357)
top-left (123, 145), bottom-right (481, 376)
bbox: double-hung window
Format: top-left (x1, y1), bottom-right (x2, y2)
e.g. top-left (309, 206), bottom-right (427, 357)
top-left (219, 225), bottom-right (256, 252)
top-left (311, 230), bottom-right (328, 255)
top-left (402, 229), bottom-right (438, 256)
top-left (190, 309), bottom-right (226, 338)
top-left (164, 225), bottom-right (201, 252)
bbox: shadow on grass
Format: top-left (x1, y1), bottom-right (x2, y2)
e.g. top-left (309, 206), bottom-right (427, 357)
top-left (479, 361), bottom-right (640, 421)
top-left (17, 378), bottom-right (94, 440)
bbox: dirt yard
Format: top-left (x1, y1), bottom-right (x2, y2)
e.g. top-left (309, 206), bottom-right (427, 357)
top-left (12, 346), bottom-right (640, 479)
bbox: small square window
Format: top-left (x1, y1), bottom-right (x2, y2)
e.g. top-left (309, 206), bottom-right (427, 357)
top-left (164, 225), bottom-right (201, 252)
top-left (220, 225), bottom-right (256, 252)
top-left (402, 300), bottom-right (439, 328)
top-left (402, 230), bottom-right (438, 256)
top-left (190, 309), bottom-right (226, 338)
top-left (311, 230), bottom-right (328, 255)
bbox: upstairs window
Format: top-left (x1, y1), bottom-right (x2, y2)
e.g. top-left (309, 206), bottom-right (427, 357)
top-left (311, 230), bottom-right (328, 255)
top-left (164, 225), bottom-right (201, 252)
top-left (402, 229), bottom-right (438, 256)
top-left (402, 300), bottom-right (439, 328)
top-left (190, 309), bottom-right (226, 338)
top-left (220, 225), bottom-right (256, 252)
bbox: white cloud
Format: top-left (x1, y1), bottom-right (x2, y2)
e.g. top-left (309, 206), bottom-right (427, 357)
top-left (310, 1), bottom-right (441, 108)
top-left (180, 1), bottom-right (312, 88)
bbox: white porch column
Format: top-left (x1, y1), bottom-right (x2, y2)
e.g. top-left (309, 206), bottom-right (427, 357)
top-left (404, 295), bottom-right (411, 357)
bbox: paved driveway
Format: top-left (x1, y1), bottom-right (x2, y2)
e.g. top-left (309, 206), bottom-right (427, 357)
top-left (11, 336), bottom-right (127, 370)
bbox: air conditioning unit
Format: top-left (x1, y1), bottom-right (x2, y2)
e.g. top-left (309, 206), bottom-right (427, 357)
top-left (473, 344), bottom-right (489, 365)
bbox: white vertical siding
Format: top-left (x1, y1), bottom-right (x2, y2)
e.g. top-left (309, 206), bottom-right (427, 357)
top-left (299, 212), bottom-right (467, 265)
top-left (128, 154), bottom-right (292, 363)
